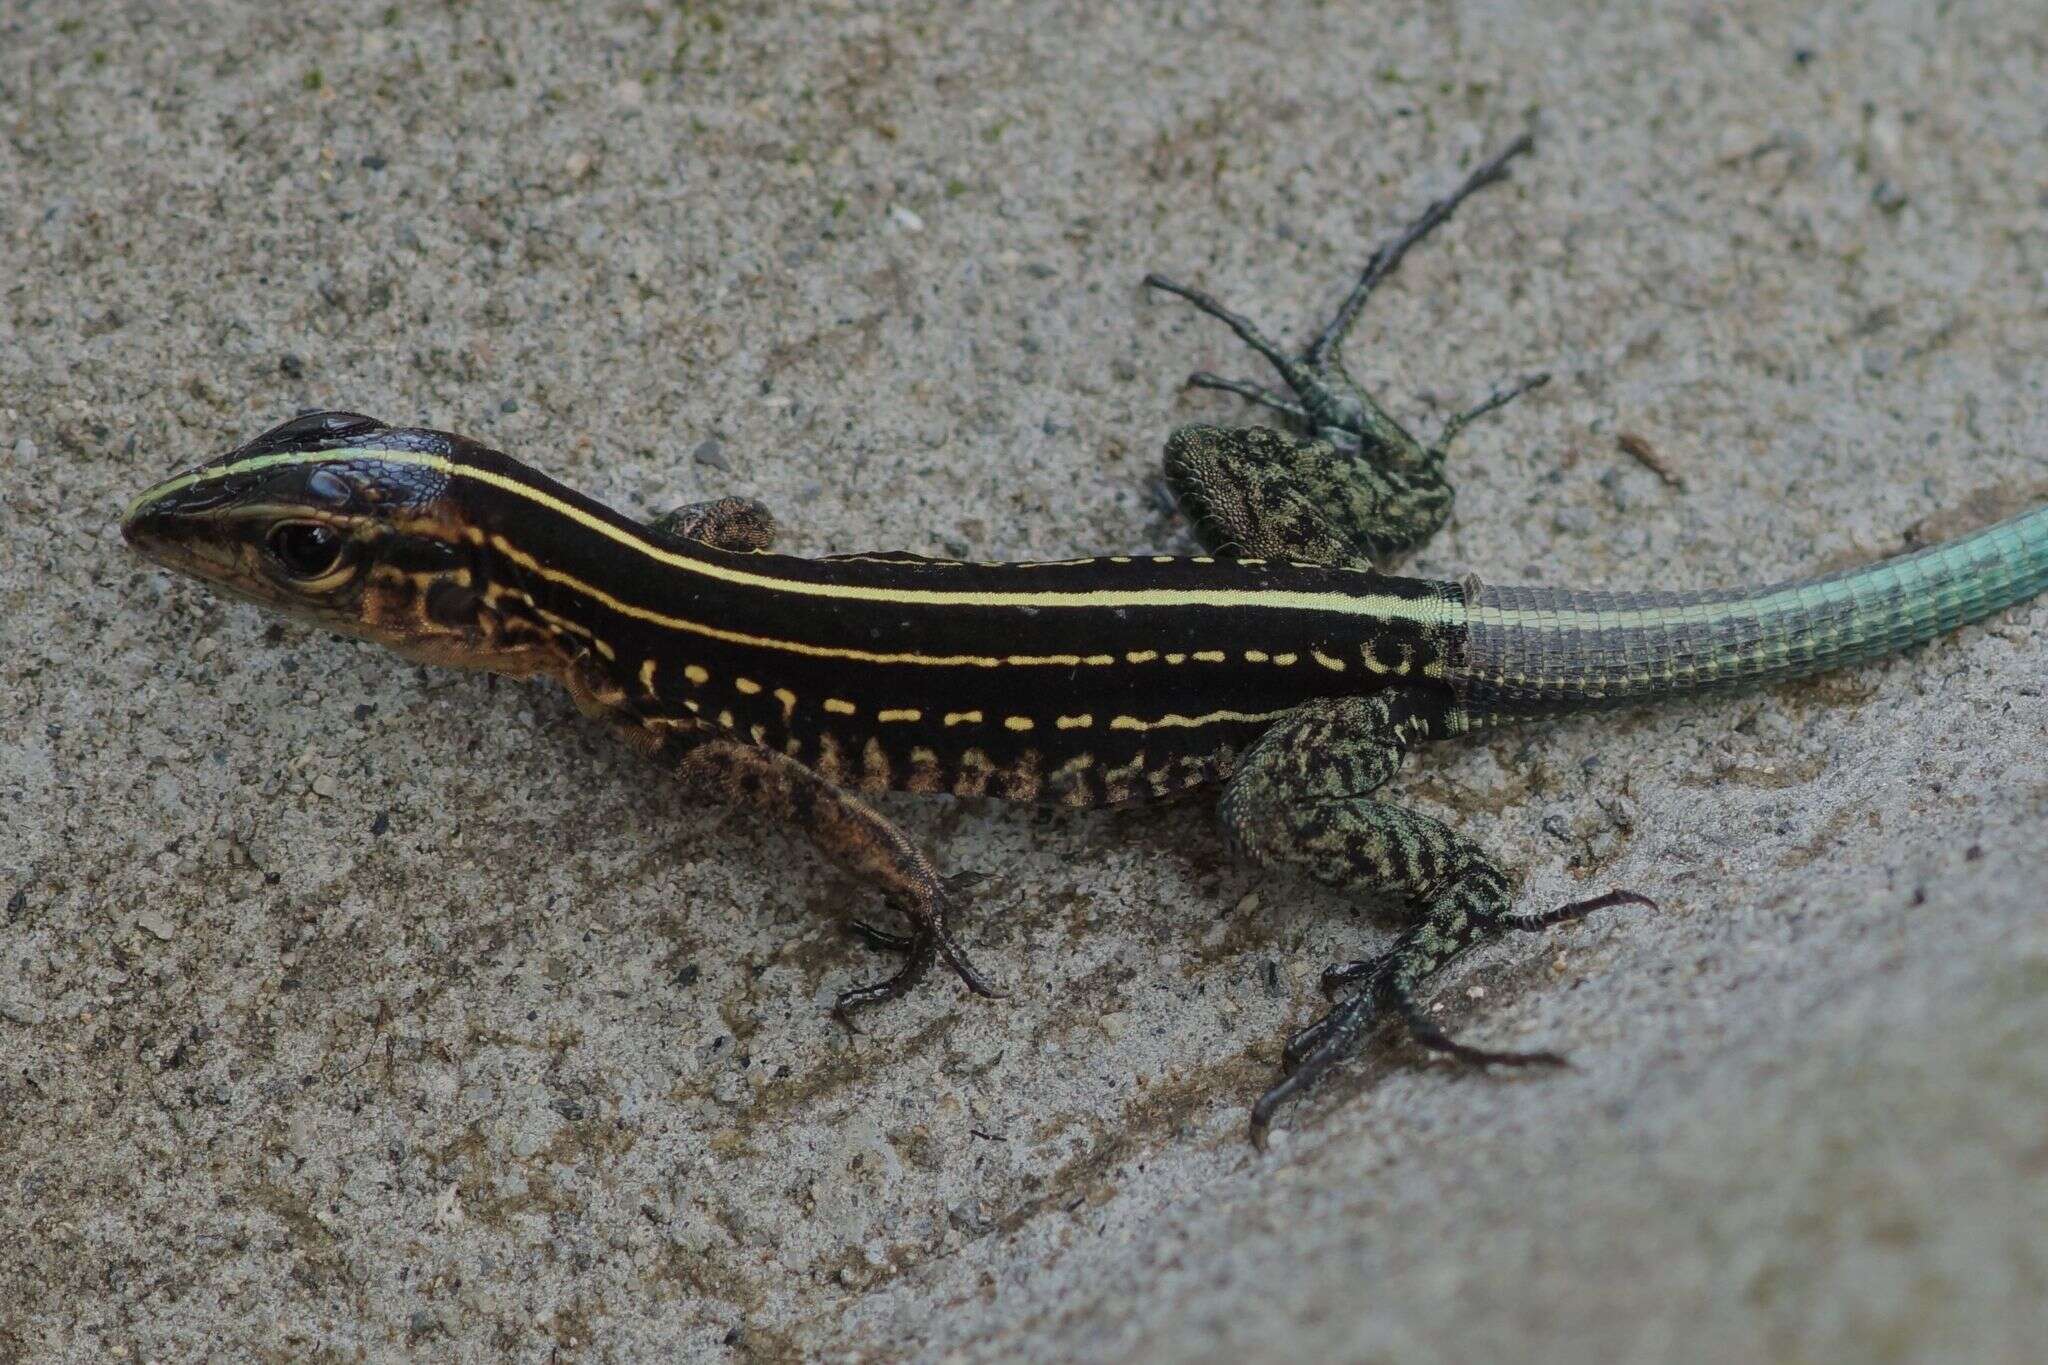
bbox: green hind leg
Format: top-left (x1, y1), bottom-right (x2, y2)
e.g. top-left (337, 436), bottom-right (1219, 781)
top-left (1220, 694), bottom-right (1649, 1144)
top-left (1148, 135), bottom-right (1546, 567)
top-left (1162, 423), bottom-right (1454, 569)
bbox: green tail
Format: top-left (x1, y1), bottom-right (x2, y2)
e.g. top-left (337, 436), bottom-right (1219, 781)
top-left (1455, 504), bottom-right (2048, 720)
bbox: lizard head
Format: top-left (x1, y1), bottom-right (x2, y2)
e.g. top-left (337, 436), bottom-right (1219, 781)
top-left (122, 410), bottom-right (553, 673)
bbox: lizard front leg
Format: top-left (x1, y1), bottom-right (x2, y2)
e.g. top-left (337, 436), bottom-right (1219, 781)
top-left (657, 731), bottom-right (1002, 1016)
top-left (637, 499), bottom-right (1003, 1013)
top-left (1220, 694), bottom-right (1646, 1144)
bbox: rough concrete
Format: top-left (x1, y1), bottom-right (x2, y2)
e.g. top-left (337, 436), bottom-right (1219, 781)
top-left (3, 1), bottom-right (2044, 1360)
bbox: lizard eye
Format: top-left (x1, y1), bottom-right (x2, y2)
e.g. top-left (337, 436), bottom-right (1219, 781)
top-left (268, 522), bottom-right (344, 578)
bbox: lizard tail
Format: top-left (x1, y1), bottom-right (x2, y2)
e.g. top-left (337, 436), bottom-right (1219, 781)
top-left (1452, 503), bottom-right (2048, 721)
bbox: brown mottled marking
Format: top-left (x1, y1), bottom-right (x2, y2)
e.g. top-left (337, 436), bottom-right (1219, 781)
top-left (904, 745), bottom-right (946, 794)
top-left (952, 748), bottom-right (993, 798)
top-left (1101, 752), bottom-right (1148, 805)
top-left (1048, 752), bottom-right (1097, 806)
top-left (994, 749), bottom-right (1042, 801)
top-left (813, 731), bottom-right (848, 786)
top-left (861, 737), bottom-right (894, 790)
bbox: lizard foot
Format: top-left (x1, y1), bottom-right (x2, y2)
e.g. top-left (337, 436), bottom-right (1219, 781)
top-left (833, 885), bottom-right (1006, 1028)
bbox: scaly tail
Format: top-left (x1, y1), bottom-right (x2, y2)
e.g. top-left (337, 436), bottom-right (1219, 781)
top-left (1454, 505), bottom-right (2048, 721)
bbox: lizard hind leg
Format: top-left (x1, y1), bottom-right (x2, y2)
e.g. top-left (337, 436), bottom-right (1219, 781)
top-left (1162, 422), bottom-right (1449, 568)
top-left (1148, 135), bottom-right (1543, 564)
top-left (645, 496), bottom-right (778, 553)
top-left (1219, 693), bottom-right (1645, 1145)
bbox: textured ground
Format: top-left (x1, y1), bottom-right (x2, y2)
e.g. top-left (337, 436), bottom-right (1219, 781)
top-left (3, 1), bottom-right (2045, 1361)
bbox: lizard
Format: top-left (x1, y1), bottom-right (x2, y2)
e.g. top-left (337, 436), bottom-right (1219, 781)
top-left (121, 136), bottom-right (2048, 1143)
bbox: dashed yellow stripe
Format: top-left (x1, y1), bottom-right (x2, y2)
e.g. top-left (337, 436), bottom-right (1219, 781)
top-left (824, 698), bottom-right (857, 716)
top-left (877, 708), bottom-right (922, 723)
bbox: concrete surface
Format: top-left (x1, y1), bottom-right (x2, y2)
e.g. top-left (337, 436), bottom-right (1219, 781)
top-left (3, 1), bottom-right (2045, 1360)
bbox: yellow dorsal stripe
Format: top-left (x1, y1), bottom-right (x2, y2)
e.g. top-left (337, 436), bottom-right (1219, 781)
top-left (160, 447), bottom-right (1456, 622)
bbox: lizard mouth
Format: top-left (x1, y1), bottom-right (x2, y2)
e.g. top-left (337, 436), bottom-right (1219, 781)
top-left (121, 480), bottom-right (245, 579)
